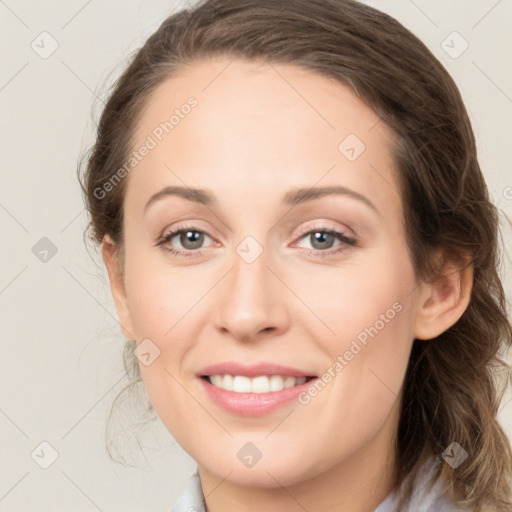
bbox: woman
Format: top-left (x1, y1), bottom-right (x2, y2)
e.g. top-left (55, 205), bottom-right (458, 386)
top-left (79, 0), bottom-right (512, 510)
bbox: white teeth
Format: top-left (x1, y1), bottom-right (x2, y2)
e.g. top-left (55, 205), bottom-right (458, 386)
top-left (284, 376), bottom-right (297, 388)
top-left (208, 375), bottom-right (308, 393)
top-left (251, 376), bottom-right (270, 393)
top-left (210, 375), bottom-right (223, 388)
top-left (223, 374), bottom-right (234, 391)
top-left (269, 375), bottom-right (284, 391)
top-left (233, 375), bottom-right (251, 393)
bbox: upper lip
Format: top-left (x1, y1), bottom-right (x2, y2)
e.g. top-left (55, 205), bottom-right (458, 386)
top-left (197, 361), bottom-right (316, 378)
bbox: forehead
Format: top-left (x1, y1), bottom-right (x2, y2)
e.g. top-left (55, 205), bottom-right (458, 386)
top-left (127, 57), bottom-right (401, 220)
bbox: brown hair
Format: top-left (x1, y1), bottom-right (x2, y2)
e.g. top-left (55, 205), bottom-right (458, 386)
top-left (78, 0), bottom-right (512, 509)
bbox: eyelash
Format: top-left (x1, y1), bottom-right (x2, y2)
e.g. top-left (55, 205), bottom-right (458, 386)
top-left (155, 224), bottom-right (357, 258)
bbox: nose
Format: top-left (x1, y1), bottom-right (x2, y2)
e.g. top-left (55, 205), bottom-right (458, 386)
top-left (212, 245), bottom-right (290, 343)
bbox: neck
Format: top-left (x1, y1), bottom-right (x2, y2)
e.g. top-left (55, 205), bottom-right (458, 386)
top-left (197, 406), bottom-right (399, 512)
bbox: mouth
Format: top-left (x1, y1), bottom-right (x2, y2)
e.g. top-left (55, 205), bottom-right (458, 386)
top-left (196, 362), bottom-right (319, 415)
top-left (201, 374), bottom-right (317, 393)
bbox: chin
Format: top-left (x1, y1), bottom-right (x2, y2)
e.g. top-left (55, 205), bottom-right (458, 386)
top-left (198, 451), bottom-right (319, 489)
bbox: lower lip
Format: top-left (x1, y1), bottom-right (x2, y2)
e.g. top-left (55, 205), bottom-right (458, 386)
top-left (198, 377), bottom-right (318, 416)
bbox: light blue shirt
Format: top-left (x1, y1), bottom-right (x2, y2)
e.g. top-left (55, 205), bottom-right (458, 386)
top-left (169, 458), bottom-right (467, 511)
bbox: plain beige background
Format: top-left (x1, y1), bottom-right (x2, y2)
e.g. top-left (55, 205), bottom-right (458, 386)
top-left (0, 1), bottom-right (511, 510)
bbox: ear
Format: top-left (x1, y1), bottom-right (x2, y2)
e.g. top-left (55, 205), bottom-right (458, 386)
top-left (101, 234), bottom-right (136, 340)
top-left (413, 249), bottom-right (474, 340)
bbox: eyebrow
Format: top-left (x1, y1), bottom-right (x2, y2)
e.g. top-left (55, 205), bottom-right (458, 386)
top-left (143, 185), bottom-right (378, 214)
top-left (283, 186), bottom-right (378, 214)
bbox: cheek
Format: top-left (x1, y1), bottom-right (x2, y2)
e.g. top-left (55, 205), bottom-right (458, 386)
top-left (299, 247), bottom-right (417, 401)
top-left (123, 250), bottom-right (206, 342)
top-left (301, 251), bottom-right (415, 352)
top-left (122, 253), bottom-right (214, 419)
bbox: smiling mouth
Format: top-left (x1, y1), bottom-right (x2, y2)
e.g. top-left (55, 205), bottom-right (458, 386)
top-left (202, 374), bottom-right (317, 393)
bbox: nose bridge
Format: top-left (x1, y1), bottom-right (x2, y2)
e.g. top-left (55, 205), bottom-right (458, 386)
top-left (213, 235), bottom-right (288, 340)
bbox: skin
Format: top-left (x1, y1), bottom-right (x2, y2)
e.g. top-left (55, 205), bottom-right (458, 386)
top-left (102, 56), bottom-right (473, 511)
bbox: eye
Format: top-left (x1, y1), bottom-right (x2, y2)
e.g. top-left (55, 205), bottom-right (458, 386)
top-left (156, 226), bottom-right (214, 257)
top-left (294, 227), bottom-right (357, 257)
top-left (156, 224), bottom-right (357, 258)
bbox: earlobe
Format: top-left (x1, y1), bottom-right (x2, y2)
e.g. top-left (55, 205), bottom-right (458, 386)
top-left (413, 252), bottom-right (474, 341)
top-left (101, 234), bottom-right (136, 340)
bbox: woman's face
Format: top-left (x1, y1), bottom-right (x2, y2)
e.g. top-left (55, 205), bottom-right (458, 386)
top-left (111, 57), bottom-right (425, 487)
